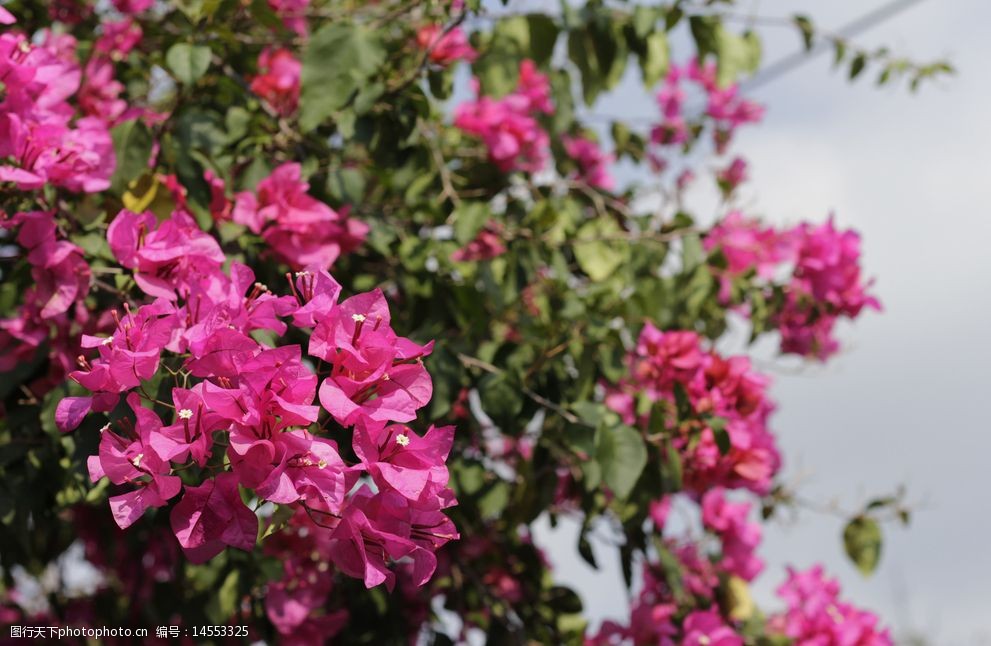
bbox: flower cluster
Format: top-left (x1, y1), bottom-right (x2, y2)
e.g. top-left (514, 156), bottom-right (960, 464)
top-left (563, 135), bottom-right (616, 191)
top-left (778, 218), bottom-right (881, 359)
top-left (701, 488), bottom-right (763, 581)
top-left (606, 324), bottom-right (781, 494)
top-left (415, 25), bottom-right (477, 66)
top-left (268, 0), bottom-right (310, 37)
top-left (251, 48), bottom-right (302, 117)
top-left (769, 565), bottom-right (893, 645)
top-left (0, 24), bottom-right (114, 192)
top-left (651, 59), bottom-right (763, 162)
top-left (705, 213), bottom-right (881, 359)
top-left (53, 203), bottom-right (458, 600)
top-left (229, 162), bottom-right (369, 270)
top-left (454, 59), bottom-right (554, 173)
top-left (590, 560), bottom-right (739, 646)
top-left (0, 15), bottom-right (118, 396)
top-left (591, 500), bottom-right (890, 645)
top-left (451, 225), bottom-right (507, 262)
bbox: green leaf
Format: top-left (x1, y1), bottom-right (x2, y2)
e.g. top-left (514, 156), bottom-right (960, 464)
top-left (843, 516), bottom-right (882, 576)
top-left (479, 480), bottom-right (510, 520)
top-left (526, 14), bottom-right (559, 66)
top-left (109, 120), bottom-right (153, 194)
top-left (631, 5), bottom-right (660, 40)
top-left (453, 202), bottom-right (489, 245)
top-left (326, 167), bottom-right (366, 205)
top-left (710, 417), bottom-right (731, 455)
top-left (207, 570), bottom-right (239, 623)
top-left (596, 424), bottom-right (647, 500)
top-left (166, 43), bottom-right (211, 85)
top-left (577, 520), bottom-right (598, 568)
top-left (715, 26), bottom-right (760, 87)
top-left (660, 441), bottom-right (683, 493)
top-left (301, 22), bottom-right (385, 131)
top-left (689, 15), bottom-right (720, 60)
top-left (639, 31), bottom-right (669, 87)
top-left (681, 232), bottom-right (705, 271)
top-left (849, 53), bottom-right (867, 80)
top-left (793, 15), bottom-right (815, 51)
top-left (475, 18), bottom-right (526, 96)
top-left (573, 218), bottom-right (628, 282)
top-left (175, 0), bottom-right (221, 22)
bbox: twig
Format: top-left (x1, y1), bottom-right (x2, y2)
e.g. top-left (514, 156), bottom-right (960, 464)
top-left (456, 352), bottom-right (591, 427)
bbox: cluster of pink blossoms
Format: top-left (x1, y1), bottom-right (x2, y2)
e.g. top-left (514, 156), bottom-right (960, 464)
top-left (769, 565), bottom-right (893, 644)
top-left (268, 0), bottom-right (310, 37)
top-left (593, 557), bottom-right (891, 645)
top-left (454, 59), bottom-right (554, 173)
top-left (652, 58), bottom-right (764, 157)
top-left (705, 212), bottom-right (881, 359)
top-left (563, 135), bottom-right (616, 191)
top-left (250, 48), bottom-right (302, 117)
top-left (590, 537), bottom-right (745, 646)
top-left (606, 324), bottom-right (781, 495)
top-left (0, 12), bottom-right (119, 396)
top-left (49, 200), bottom-right (457, 602)
top-left (224, 162), bottom-right (368, 270)
top-left (0, 24), bottom-right (113, 192)
top-left (415, 24), bottom-right (477, 66)
top-left (596, 310), bottom-right (889, 643)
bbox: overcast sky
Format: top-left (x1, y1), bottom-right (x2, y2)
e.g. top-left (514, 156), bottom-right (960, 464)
top-left (530, 1), bottom-right (991, 643)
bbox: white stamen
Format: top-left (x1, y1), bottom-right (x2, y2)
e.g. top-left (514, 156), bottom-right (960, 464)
top-left (101, 337), bottom-right (113, 346)
top-left (294, 271), bottom-right (310, 277)
top-left (178, 409), bottom-right (193, 420)
top-left (99, 424), bottom-right (110, 433)
top-left (352, 313), bottom-right (366, 322)
top-left (131, 453), bottom-right (144, 467)
top-left (395, 434), bottom-right (410, 447)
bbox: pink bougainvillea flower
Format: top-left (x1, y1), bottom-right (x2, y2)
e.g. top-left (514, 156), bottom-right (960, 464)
top-left (705, 211), bottom-right (797, 281)
top-left (88, 394), bottom-right (182, 529)
top-left (776, 217), bottom-right (881, 360)
top-left (563, 135), bottom-right (615, 191)
top-left (79, 57), bottom-right (128, 124)
top-left (250, 47), bottom-right (301, 117)
top-left (717, 156), bottom-right (748, 194)
top-left (415, 25), bottom-right (477, 65)
top-left (605, 324), bottom-right (780, 494)
top-left (112, 0), bottom-right (154, 14)
top-left (701, 488), bottom-right (764, 581)
top-left (0, 116), bottom-right (114, 192)
top-left (268, 0), bottom-right (310, 37)
top-left (232, 163), bottom-right (367, 270)
top-left (329, 488), bottom-right (456, 590)
top-left (107, 209), bottom-right (226, 299)
top-left (454, 60), bottom-right (553, 173)
top-left (451, 226), bottom-right (506, 262)
top-left (682, 609), bottom-right (743, 646)
top-left (287, 267), bottom-right (343, 328)
top-left (769, 565), bottom-right (893, 645)
top-left (512, 59), bottom-right (554, 114)
top-left (147, 388), bottom-right (227, 467)
top-left (204, 169), bottom-right (233, 220)
top-left (0, 6), bottom-right (15, 23)
top-left (95, 19), bottom-right (142, 58)
top-left (71, 298), bottom-right (178, 394)
top-left (169, 472), bottom-right (259, 563)
top-left (311, 289), bottom-right (434, 426)
top-left (353, 422), bottom-right (454, 501)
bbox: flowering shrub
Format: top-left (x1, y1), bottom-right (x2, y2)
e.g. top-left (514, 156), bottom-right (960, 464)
top-left (0, 0), bottom-right (948, 643)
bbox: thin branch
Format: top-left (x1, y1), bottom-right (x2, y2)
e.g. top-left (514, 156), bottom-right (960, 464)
top-left (456, 352), bottom-right (591, 427)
